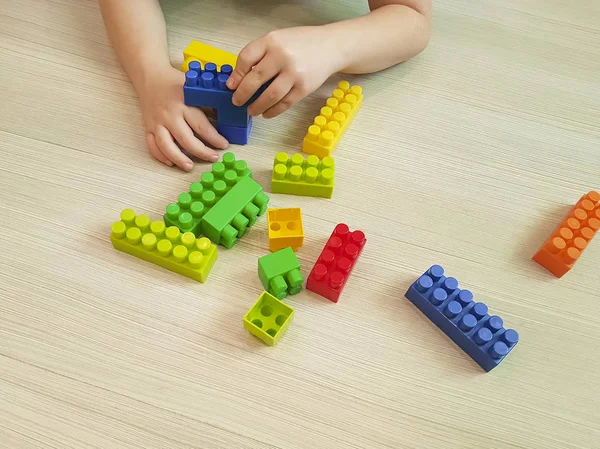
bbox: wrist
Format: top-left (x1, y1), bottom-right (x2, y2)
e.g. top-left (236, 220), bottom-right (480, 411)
top-left (320, 23), bottom-right (356, 74)
top-left (128, 58), bottom-right (174, 97)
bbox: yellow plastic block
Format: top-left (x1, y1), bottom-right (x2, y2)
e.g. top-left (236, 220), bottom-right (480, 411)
top-left (243, 291), bottom-right (295, 346)
top-left (267, 208), bottom-right (304, 252)
top-left (181, 40), bottom-right (238, 72)
top-left (302, 80), bottom-right (363, 158)
top-left (110, 209), bottom-right (218, 283)
top-left (271, 152), bottom-right (334, 199)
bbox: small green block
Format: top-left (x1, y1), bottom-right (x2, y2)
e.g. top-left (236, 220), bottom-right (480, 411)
top-left (164, 152), bottom-right (252, 235)
top-left (202, 176), bottom-right (269, 247)
top-left (271, 152), bottom-right (334, 198)
top-left (110, 209), bottom-right (218, 283)
top-left (258, 247), bottom-right (303, 299)
top-left (243, 291), bottom-right (294, 346)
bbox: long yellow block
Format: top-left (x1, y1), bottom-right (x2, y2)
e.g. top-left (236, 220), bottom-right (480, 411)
top-left (110, 209), bottom-right (218, 283)
top-left (181, 40), bottom-right (238, 72)
top-left (302, 81), bottom-right (363, 159)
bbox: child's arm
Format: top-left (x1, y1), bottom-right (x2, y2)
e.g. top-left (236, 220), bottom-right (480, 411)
top-left (99, 0), bottom-right (227, 171)
top-left (227, 0), bottom-right (431, 119)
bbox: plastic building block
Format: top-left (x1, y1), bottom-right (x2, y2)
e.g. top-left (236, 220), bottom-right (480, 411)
top-left (306, 224), bottom-right (366, 303)
top-left (110, 209), bottom-right (218, 283)
top-left (271, 152), bottom-right (334, 199)
top-left (405, 265), bottom-right (519, 372)
top-left (184, 62), bottom-right (269, 128)
top-left (217, 118), bottom-right (252, 145)
top-left (181, 40), bottom-right (238, 72)
top-left (202, 176), bottom-right (269, 248)
top-left (258, 247), bottom-right (303, 299)
top-left (164, 152), bottom-right (251, 236)
top-left (302, 81), bottom-right (363, 158)
top-left (243, 291), bottom-right (295, 346)
top-left (267, 208), bottom-right (304, 252)
top-left (533, 191), bottom-right (600, 277)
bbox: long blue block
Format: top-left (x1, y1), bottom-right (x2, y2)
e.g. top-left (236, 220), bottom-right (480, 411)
top-left (183, 61), bottom-right (269, 128)
top-left (217, 119), bottom-right (252, 145)
top-left (404, 265), bottom-right (519, 371)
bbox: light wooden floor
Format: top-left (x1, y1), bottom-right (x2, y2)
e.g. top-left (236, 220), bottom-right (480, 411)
top-left (1, 0), bottom-right (599, 448)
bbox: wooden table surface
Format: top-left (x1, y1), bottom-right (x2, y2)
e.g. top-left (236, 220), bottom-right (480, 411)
top-left (1, 1), bottom-right (599, 448)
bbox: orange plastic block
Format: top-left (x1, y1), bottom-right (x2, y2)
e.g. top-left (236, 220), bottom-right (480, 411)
top-left (533, 191), bottom-right (600, 277)
top-left (302, 80), bottom-right (363, 159)
top-left (267, 208), bottom-right (304, 252)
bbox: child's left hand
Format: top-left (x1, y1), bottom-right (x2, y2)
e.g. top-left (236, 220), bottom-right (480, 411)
top-left (226, 26), bottom-right (343, 119)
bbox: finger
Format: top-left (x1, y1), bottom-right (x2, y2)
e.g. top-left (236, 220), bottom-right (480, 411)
top-left (262, 86), bottom-right (305, 119)
top-left (231, 56), bottom-right (280, 107)
top-left (226, 38), bottom-right (267, 91)
top-left (146, 133), bottom-right (174, 166)
top-left (170, 117), bottom-right (219, 163)
top-left (155, 125), bottom-right (194, 172)
top-left (184, 107), bottom-right (229, 149)
top-left (247, 72), bottom-right (294, 117)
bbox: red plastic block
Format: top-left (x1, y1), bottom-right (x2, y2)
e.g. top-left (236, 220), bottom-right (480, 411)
top-left (306, 224), bottom-right (366, 303)
top-left (533, 191), bottom-right (600, 277)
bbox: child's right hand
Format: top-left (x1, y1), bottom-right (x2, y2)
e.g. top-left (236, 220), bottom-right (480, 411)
top-left (138, 67), bottom-right (228, 171)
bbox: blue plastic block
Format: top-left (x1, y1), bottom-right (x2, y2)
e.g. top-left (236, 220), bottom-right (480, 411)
top-left (183, 62), bottom-right (269, 128)
top-left (404, 265), bottom-right (519, 371)
top-left (217, 119), bottom-right (252, 145)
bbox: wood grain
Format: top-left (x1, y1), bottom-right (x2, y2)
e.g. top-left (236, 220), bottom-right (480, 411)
top-left (0, 0), bottom-right (599, 448)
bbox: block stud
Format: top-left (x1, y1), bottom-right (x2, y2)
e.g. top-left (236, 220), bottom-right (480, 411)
top-left (185, 70), bottom-right (199, 87)
top-left (415, 275), bottom-right (433, 293)
top-left (111, 221), bottom-right (127, 239)
top-left (142, 233), bottom-right (157, 251)
top-left (121, 209), bottom-right (136, 225)
top-left (443, 300), bottom-right (461, 318)
top-left (430, 288), bottom-right (446, 306)
top-left (126, 227), bottom-right (142, 245)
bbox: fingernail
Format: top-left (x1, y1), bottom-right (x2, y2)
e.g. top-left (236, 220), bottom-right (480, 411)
top-left (226, 78), bottom-right (234, 89)
top-left (209, 153), bottom-right (219, 162)
top-left (183, 162), bottom-right (194, 171)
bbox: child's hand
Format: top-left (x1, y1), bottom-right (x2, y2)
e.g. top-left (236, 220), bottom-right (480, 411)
top-left (138, 67), bottom-right (228, 171)
top-left (226, 27), bottom-right (343, 119)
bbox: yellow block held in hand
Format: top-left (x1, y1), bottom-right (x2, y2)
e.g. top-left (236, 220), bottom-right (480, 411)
top-left (181, 40), bottom-right (238, 72)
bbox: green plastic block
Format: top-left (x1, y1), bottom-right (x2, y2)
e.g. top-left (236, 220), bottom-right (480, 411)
top-left (110, 209), bottom-right (218, 283)
top-left (202, 176), bottom-right (269, 248)
top-left (164, 152), bottom-right (251, 235)
top-left (271, 152), bottom-right (334, 199)
top-left (257, 247), bottom-right (303, 299)
top-left (243, 291), bottom-right (294, 346)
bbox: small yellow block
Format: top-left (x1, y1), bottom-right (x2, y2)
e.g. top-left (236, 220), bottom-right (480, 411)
top-left (110, 209), bottom-right (218, 283)
top-left (181, 40), bottom-right (238, 72)
top-left (243, 291), bottom-right (295, 346)
top-left (302, 80), bottom-right (363, 159)
top-left (267, 208), bottom-right (304, 252)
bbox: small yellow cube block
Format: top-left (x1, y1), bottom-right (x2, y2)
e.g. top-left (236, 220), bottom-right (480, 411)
top-left (243, 291), bottom-right (295, 346)
top-left (267, 208), bottom-right (304, 252)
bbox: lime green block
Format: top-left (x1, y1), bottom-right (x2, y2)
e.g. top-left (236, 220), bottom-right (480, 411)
top-left (271, 152), bottom-right (334, 199)
top-left (164, 152), bottom-right (252, 236)
top-left (202, 176), bottom-right (269, 248)
top-left (257, 247), bottom-right (303, 299)
top-left (243, 291), bottom-right (295, 346)
top-left (111, 209), bottom-right (218, 283)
